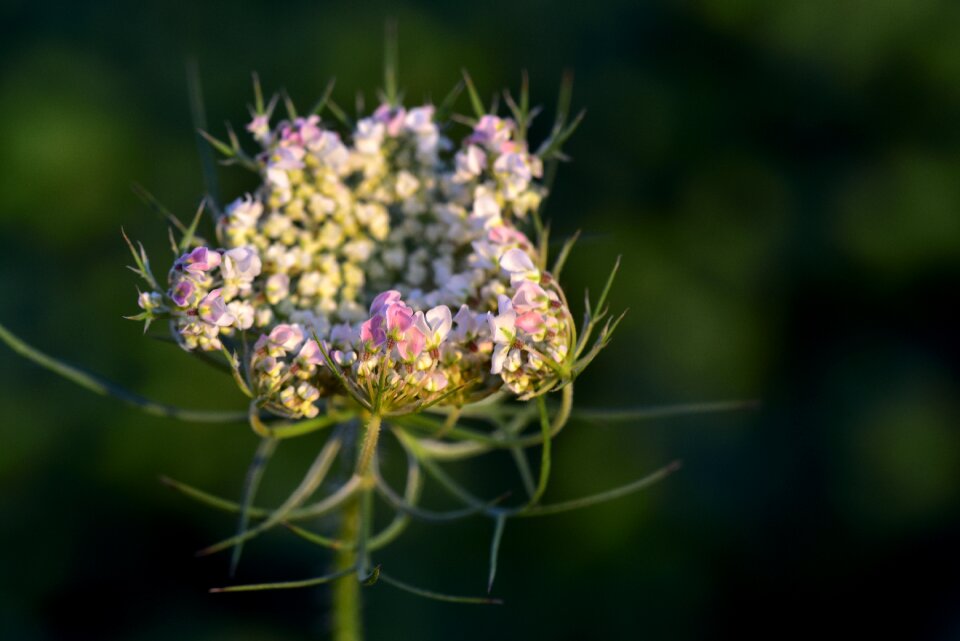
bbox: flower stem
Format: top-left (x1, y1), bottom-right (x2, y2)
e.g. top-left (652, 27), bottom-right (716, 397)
top-left (332, 496), bottom-right (362, 641)
top-left (356, 414), bottom-right (382, 475)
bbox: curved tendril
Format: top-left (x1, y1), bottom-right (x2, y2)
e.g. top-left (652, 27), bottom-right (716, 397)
top-left (0, 322), bottom-right (247, 424)
top-left (196, 429), bottom-right (347, 556)
top-left (572, 399), bottom-right (760, 423)
top-left (249, 399), bottom-right (355, 440)
top-left (393, 385), bottom-right (573, 451)
top-left (230, 436), bottom-right (278, 576)
top-left (515, 460), bottom-right (682, 518)
top-left (288, 441), bottom-right (424, 551)
top-left (373, 455), bottom-right (494, 522)
top-left (487, 515), bottom-right (507, 593)
top-left (286, 474), bottom-right (363, 520)
top-left (160, 472), bottom-right (361, 522)
top-left (522, 395), bottom-right (552, 508)
top-left (210, 567), bottom-right (355, 593)
top-left (377, 571), bottom-right (502, 605)
top-left (283, 522), bottom-right (348, 550)
top-left (509, 446), bottom-right (536, 499)
top-left (370, 436), bottom-right (423, 548)
top-left (405, 437), bottom-right (491, 461)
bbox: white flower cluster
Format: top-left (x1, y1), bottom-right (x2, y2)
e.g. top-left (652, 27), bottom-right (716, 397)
top-left (138, 101), bottom-right (574, 416)
top-left (144, 246), bottom-right (262, 351)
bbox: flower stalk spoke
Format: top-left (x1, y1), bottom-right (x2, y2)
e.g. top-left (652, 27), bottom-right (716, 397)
top-left (196, 429), bottom-right (346, 556)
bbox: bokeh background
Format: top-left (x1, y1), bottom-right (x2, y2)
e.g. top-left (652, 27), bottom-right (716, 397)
top-left (2, 1), bottom-right (959, 639)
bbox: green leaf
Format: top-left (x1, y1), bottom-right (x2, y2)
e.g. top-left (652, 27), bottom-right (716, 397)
top-left (251, 71), bottom-right (265, 114)
top-left (383, 19), bottom-right (399, 105)
top-left (0, 322), bottom-right (246, 424)
top-left (325, 99), bottom-right (352, 128)
top-left (309, 76), bottom-right (337, 117)
top-left (131, 183), bottom-right (188, 235)
top-left (197, 129), bottom-right (235, 157)
top-left (461, 69), bottom-right (486, 119)
top-left (120, 228), bottom-right (159, 290)
top-left (435, 79), bottom-right (464, 123)
top-left (281, 89), bottom-right (297, 120)
top-left (551, 230), bottom-right (581, 280)
top-left (595, 255), bottom-right (621, 317)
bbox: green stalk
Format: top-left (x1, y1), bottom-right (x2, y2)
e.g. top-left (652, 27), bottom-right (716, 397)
top-left (332, 496), bottom-right (362, 641)
top-left (356, 414), bottom-right (382, 475)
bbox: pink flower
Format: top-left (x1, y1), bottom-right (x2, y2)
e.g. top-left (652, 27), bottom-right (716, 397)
top-left (226, 195), bottom-right (263, 227)
top-left (489, 295), bottom-right (517, 344)
top-left (198, 289), bottom-right (235, 327)
top-left (179, 246), bottom-right (221, 274)
top-left (493, 152), bottom-right (533, 197)
top-left (454, 145), bottom-right (486, 181)
top-left (488, 225), bottom-right (532, 249)
top-left (370, 290), bottom-right (402, 316)
top-left (373, 104), bottom-right (407, 137)
top-left (270, 146), bottom-right (305, 171)
top-left (499, 248), bottom-right (540, 285)
top-left (247, 114), bottom-right (271, 144)
top-left (468, 115), bottom-right (512, 148)
top-left (452, 304), bottom-right (484, 341)
top-left (512, 280), bottom-right (549, 313)
top-left (267, 324), bottom-right (305, 352)
top-left (222, 246), bottom-right (262, 282)
top-left (488, 295), bottom-right (517, 375)
top-left (404, 106), bottom-right (435, 134)
top-left (360, 315), bottom-right (387, 347)
top-left (169, 279), bottom-right (196, 308)
top-left (395, 325), bottom-right (425, 362)
top-left (384, 301), bottom-right (415, 339)
top-left (360, 293), bottom-right (426, 362)
top-left (413, 305), bottom-right (453, 350)
top-left (421, 370), bottom-right (448, 392)
top-left (329, 323), bottom-right (357, 348)
top-left (515, 311), bottom-right (545, 335)
top-left (297, 339), bottom-right (324, 367)
top-left (265, 273), bottom-right (290, 305)
top-left (295, 115), bottom-right (322, 146)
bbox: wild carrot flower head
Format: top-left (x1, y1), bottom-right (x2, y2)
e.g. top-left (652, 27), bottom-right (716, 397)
top-left (127, 69), bottom-right (615, 418)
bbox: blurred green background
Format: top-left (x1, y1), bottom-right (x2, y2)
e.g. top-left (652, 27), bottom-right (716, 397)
top-left (2, 1), bottom-right (959, 639)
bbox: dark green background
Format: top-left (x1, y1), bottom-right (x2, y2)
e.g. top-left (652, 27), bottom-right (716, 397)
top-left (1, 1), bottom-right (959, 639)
